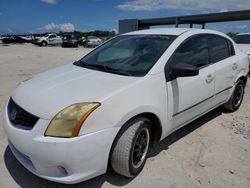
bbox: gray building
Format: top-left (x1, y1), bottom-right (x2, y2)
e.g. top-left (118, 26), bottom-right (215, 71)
top-left (119, 10), bottom-right (250, 34)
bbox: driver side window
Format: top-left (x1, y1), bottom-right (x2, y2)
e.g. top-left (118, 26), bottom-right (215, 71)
top-left (170, 35), bottom-right (210, 68)
top-left (49, 35), bottom-right (56, 39)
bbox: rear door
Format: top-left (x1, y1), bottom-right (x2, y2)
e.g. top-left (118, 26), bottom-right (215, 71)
top-left (166, 35), bottom-right (215, 129)
top-left (207, 35), bottom-right (237, 106)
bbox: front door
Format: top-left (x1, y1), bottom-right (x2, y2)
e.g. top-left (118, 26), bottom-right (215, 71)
top-left (166, 35), bottom-right (215, 130)
top-left (48, 35), bottom-right (56, 44)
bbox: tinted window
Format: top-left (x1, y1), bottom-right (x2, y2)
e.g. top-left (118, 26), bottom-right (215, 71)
top-left (169, 35), bottom-right (209, 68)
top-left (64, 35), bottom-right (79, 40)
top-left (75, 35), bottom-right (176, 76)
top-left (234, 34), bottom-right (250, 44)
top-left (209, 35), bottom-right (230, 63)
top-left (49, 35), bottom-right (56, 39)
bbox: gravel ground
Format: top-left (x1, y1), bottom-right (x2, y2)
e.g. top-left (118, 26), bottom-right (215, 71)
top-left (0, 44), bottom-right (250, 188)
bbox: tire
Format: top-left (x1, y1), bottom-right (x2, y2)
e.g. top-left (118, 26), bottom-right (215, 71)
top-left (41, 41), bottom-right (47, 47)
top-left (223, 79), bottom-right (245, 111)
top-left (111, 117), bottom-right (151, 177)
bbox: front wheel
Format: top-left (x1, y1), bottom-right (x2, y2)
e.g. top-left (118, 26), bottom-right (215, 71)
top-left (41, 41), bottom-right (47, 47)
top-left (111, 117), bottom-right (151, 177)
top-left (223, 80), bottom-right (245, 111)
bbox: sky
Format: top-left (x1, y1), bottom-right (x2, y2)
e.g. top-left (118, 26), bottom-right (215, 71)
top-left (0, 0), bottom-right (249, 34)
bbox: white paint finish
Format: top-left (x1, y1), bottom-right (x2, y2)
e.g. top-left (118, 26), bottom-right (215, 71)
top-left (122, 28), bottom-right (191, 36)
top-left (235, 33), bottom-right (250, 55)
top-left (3, 105), bottom-right (120, 184)
top-left (237, 44), bottom-right (250, 55)
top-left (167, 65), bottom-right (215, 130)
top-left (12, 64), bottom-right (141, 120)
top-left (37, 33), bottom-right (62, 45)
top-left (3, 28), bottom-right (249, 183)
top-left (212, 55), bottom-right (245, 107)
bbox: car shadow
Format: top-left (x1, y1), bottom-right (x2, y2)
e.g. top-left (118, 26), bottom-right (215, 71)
top-left (4, 107), bottom-right (224, 188)
top-left (148, 107), bottom-right (223, 157)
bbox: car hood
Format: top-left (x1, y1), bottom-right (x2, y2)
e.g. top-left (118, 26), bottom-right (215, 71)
top-left (236, 44), bottom-right (250, 55)
top-left (12, 64), bottom-right (141, 119)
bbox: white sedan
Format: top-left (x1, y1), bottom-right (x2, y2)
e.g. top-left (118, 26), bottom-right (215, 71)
top-left (3, 28), bottom-right (249, 184)
top-left (235, 33), bottom-right (250, 55)
top-left (86, 36), bottom-right (102, 47)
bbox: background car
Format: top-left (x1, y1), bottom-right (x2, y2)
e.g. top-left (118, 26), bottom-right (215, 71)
top-left (20, 35), bottom-right (34, 43)
top-left (85, 36), bottom-right (102, 47)
top-left (2, 36), bottom-right (27, 44)
top-left (79, 36), bottom-right (87, 46)
top-left (61, 35), bottom-right (81, 47)
top-left (234, 33), bottom-right (250, 56)
top-left (234, 33), bottom-right (250, 75)
top-left (36, 33), bottom-right (62, 46)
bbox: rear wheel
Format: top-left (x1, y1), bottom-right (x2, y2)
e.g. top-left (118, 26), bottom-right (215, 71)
top-left (223, 80), bottom-right (245, 111)
top-left (111, 117), bottom-right (151, 177)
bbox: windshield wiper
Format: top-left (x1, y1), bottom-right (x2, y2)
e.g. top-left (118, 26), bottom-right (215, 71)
top-left (78, 61), bottom-right (131, 76)
top-left (105, 66), bottom-right (132, 76)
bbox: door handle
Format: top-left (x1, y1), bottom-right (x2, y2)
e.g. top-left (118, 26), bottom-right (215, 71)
top-left (206, 74), bottom-right (214, 84)
top-left (232, 63), bottom-right (238, 70)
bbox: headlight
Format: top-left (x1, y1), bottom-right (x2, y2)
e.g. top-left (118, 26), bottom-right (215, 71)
top-left (45, 102), bottom-right (101, 138)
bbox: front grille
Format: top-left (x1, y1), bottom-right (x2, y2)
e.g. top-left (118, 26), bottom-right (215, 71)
top-left (7, 98), bottom-right (39, 129)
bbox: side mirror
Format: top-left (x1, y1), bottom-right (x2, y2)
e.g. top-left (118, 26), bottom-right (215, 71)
top-left (171, 63), bottom-right (199, 79)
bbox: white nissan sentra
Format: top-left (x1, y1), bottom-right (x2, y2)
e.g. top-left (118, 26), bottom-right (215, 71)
top-left (3, 28), bottom-right (249, 184)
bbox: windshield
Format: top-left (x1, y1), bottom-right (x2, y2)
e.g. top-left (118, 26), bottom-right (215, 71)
top-left (234, 34), bottom-right (250, 44)
top-left (74, 35), bottom-right (176, 76)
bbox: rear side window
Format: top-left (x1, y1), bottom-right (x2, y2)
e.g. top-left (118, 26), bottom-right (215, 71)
top-left (209, 35), bottom-right (231, 63)
top-left (169, 35), bottom-right (210, 68)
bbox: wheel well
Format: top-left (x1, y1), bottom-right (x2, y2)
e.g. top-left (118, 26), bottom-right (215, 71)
top-left (135, 112), bottom-right (162, 142)
top-left (237, 76), bottom-right (247, 86)
top-left (108, 112), bottom-right (162, 170)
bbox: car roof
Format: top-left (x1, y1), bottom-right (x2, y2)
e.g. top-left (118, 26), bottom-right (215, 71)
top-left (122, 28), bottom-right (191, 36)
top-left (122, 28), bottom-right (224, 36)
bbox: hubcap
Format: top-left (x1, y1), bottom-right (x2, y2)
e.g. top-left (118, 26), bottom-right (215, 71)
top-left (233, 84), bottom-right (244, 107)
top-left (132, 127), bottom-right (150, 169)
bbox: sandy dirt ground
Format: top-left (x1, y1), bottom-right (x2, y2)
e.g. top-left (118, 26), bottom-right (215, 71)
top-left (0, 44), bottom-right (250, 188)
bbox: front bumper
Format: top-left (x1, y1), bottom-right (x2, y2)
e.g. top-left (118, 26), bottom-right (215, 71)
top-left (3, 104), bottom-right (120, 184)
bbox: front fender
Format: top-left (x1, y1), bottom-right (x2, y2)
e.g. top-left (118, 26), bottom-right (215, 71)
top-left (115, 105), bottom-right (162, 128)
top-left (78, 73), bottom-right (168, 137)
